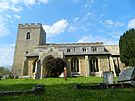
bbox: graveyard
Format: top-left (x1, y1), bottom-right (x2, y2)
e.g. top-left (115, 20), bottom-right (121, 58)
top-left (0, 77), bottom-right (135, 101)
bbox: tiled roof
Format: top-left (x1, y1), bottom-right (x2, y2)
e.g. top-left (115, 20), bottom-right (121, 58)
top-left (104, 45), bottom-right (119, 55)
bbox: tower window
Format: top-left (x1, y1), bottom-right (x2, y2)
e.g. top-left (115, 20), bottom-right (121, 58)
top-left (26, 32), bottom-right (30, 39)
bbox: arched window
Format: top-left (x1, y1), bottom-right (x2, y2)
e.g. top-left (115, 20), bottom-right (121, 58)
top-left (71, 57), bottom-right (79, 72)
top-left (89, 56), bottom-right (99, 72)
top-left (26, 32), bottom-right (30, 39)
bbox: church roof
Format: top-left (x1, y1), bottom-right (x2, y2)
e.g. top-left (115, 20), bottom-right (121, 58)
top-left (26, 43), bottom-right (119, 57)
top-left (104, 45), bottom-right (119, 56)
top-left (26, 53), bottom-right (39, 57)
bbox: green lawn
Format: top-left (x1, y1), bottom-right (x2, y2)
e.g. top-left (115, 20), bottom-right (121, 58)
top-left (0, 77), bottom-right (135, 101)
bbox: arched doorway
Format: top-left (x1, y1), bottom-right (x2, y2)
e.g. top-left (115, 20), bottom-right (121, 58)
top-left (32, 59), bottom-right (41, 79)
top-left (89, 56), bottom-right (99, 74)
top-left (71, 57), bottom-right (79, 72)
top-left (32, 59), bottom-right (38, 73)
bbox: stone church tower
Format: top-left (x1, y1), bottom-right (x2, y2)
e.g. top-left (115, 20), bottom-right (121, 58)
top-left (12, 23), bottom-right (46, 76)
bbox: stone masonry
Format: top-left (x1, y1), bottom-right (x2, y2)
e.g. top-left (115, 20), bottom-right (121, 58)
top-left (12, 23), bottom-right (125, 78)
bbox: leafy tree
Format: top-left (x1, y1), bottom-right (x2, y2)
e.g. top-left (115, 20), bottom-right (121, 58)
top-left (43, 55), bottom-right (66, 77)
top-left (0, 66), bottom-right (11, 77)
top-left (119, 28), bottom-right (135, 66)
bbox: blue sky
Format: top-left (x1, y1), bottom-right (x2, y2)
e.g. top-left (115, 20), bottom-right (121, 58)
top-left (0, 0), bottom-right (135, 66)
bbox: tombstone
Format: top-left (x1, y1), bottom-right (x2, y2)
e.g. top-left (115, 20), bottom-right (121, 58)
top-left (118, 67), bottom-right (135, 86)
top-left (59, 72), bottom-right (64, 77)
top-left (103, 71), bottom-right (114, 84)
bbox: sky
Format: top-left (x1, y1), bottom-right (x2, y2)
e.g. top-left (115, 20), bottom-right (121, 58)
top-left (0, 0), bottom-right (135, 66)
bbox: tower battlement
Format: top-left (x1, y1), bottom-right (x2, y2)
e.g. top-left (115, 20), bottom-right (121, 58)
top-left (18, 23), bottom-right (42, 28)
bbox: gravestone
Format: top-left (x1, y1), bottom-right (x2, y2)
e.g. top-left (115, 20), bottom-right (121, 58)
top-left (103, 71), bottom-right (114, 84)
top-left (118, 67), bottom-right (135, 86)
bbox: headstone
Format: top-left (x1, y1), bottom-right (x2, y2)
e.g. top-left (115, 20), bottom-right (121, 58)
top-left (103, 71), bottom-right (114, 84)
top-left (118, 67), bottom-right (135, 86)
top-left (59, 72), bottom-right (64, 77)
top-left (21, 76), bottom-right (30, 78)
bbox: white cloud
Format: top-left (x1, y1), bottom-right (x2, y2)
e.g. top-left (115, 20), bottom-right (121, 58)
top-left (14, 15), bottom-right (21, 20)
top-left (0, 15), bottom-right (10, 37)
top-left (43, 19), bottom-right (68, 35)
top-left (0, 0), bottom-right (48, 37)
top-left (109, 31), bottom-right (122, 40)
top-left (128, 19), bottom-right (135, 28)
top-left (0, 1), bottom-right (9, 10)
top-left (6, 15), bottom-right (12, 18)
top-left (0, 0), bottom-right (48, 12)
top-left (77, 35), bottom-right (118, 45)
top-left (0, 44), bottom-right (15, 66)
top-left (102, 19), bottom-right (124, 27)
top-left (0, 1), bottom-right (21, 12)
top-left (77, 35), bottom-right (94, 43)
top-left (38, 0), bottom-right (48, 4)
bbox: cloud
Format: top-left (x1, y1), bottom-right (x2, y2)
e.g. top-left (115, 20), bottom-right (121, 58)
top-left (102, 19), bottom-right (124, 27)
top-left (14, 15), bottom-right (21, 20)
top-left (0, 0), bottom-right (48, 12)
top-left (0, 15), bottom-right (10, 37)
top-left (0, 1), bottom-right (9, 10)
top-left (0, 44), bottom-right (15, 66)
top-left (43, 19), bottom-right (68, 35)
top-left (128, 19), bottom-right (135, 28)
top-left (77, 35), bottom-right (94, 43)
top-left (0, 0), bottom-right (49, 37)
top-left (38, 0), bottom-right (48, 4)
top-left (0, 1), bottom-right (22, 12)
top-left (72, 0), bottom-right (95, 4)
top-left (109, 31), bottom-right (122, 40)
top-left (77, 35), bottom-right (118, 45)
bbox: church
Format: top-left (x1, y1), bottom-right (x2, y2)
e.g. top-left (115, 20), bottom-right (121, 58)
top-left (12, 23), bottom-right (124, 79)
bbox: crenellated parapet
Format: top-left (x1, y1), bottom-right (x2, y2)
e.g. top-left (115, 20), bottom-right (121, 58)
top-left (18, 23), bottom-right (42, 29)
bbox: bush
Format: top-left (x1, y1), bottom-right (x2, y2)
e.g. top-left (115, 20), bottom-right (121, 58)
top-left (43, 55), bottom-right (66, 77)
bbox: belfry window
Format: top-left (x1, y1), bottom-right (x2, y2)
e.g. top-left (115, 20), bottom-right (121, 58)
top-left (26, 32), bottom-right (30, 39)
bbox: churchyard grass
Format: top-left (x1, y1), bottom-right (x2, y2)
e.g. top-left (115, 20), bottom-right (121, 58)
top-left (0, 77), bottom-right (135, 101)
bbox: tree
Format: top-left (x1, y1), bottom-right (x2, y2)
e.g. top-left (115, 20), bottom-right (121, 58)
top-left (0, 66), bottom-right (11, 78)
top-left (119, 28), bottom-right (135, 66)
top-left (43, 55), bottom-right (66, 77)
